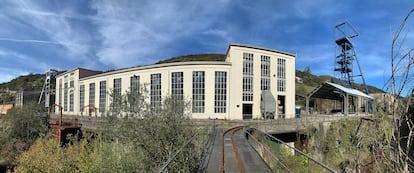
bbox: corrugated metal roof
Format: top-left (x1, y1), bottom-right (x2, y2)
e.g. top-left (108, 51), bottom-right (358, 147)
top-left (308, 82), bottom-right (373, 100)
top-left (327, 82), bottom-right (373, 99)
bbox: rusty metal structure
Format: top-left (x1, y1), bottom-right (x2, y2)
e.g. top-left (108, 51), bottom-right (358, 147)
top-left (48, 104), bottom-right (81, 143)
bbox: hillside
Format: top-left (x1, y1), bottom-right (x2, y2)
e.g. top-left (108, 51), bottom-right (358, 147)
top-left (295, 70), bottom-right (384, 97)
top-left (0, 73), bottom-right (45, 91)
top-left (156, 54), bottom-right (226, 64)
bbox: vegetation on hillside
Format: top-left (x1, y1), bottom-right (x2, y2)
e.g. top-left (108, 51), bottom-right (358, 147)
top-left (156, 53), bottom-right (226, 64)
top-left (296, 67), bottom-right (384, 97)
top-left (306, 116), bottom-right (394, 172)
top-left (0, 103), bottom-right (48, 171)
top-left (0, 73), bottom-right (45, 91)
top-left (0, 93), bottom-right (14, 103)
top-left (295, 69), bottom-right (329, 97)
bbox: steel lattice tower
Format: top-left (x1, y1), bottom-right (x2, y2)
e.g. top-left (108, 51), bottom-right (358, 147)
top-left (38, 69), bottom-right (58, 107)
top-left (334, 21), bottom-right (369, 94)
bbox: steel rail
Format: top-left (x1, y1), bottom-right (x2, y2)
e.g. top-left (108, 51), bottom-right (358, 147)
top-left (231, 126), bottom-right (245, 173)
top-left (220, 126), bottom-right (245, 173)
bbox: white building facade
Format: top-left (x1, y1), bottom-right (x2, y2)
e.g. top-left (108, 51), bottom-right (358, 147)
top-left (55, 44), bottom-right (295, 120)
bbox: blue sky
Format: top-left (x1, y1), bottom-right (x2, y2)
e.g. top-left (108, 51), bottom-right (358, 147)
top-left (0, 0), bottom-right (413, 91)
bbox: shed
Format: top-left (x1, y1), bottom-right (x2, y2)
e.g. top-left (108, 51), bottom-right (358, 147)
top-left (306, 82), bottom-right (373, 115)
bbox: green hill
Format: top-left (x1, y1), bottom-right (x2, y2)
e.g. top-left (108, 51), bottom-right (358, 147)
top-left (295, 69), bottom-right (384, 96)
top-left (0, 73), bottom-right (45, 91)
top-left (295, 69), bottom-right (384, 112)
top-left (0, 73), bottom-right (45, 103)
top-left (156, 54), bottom-right (226, 64)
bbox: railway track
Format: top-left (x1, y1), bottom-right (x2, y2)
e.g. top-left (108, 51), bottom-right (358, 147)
top-left (220, 126), bottom-right (245, 173)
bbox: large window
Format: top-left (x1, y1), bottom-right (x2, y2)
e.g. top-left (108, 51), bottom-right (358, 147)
top-left (243, 52), bottom-right (254, 101)
top-left (192, 71), bottom-right (205, 113)
top-left (130, 75), bottom-right (140, 93)
top-left (277, 58), bottom-right (286, 92)
top-left (79, 84), bottom-right (85, 112)
top-left (113, 78), bottom-right (122, 95)
top-left (113, 78), bottom-right (122, 96)
top-left (89, 83), bottom-right (95, 107)
top-left (171, 72), bottom-right (184, 100)
top-left (151, 74), bottom-right (162, 109)
top-left (64, 82), bottom-right (68, 111)
top-left (261, 55), bottom-right (271, 90)
top-left (113, 78), bottom-right (122, 107)
top-left (58, 79), bottom-right (62, 106)
top-left (215, 71), bottom-right (227, 113)
top-left (99, 81), bottom-right (107, 113)
top-left (243, 53), bottom-right (254, 75)
top-left (69, 81), bottom-right (74, 112)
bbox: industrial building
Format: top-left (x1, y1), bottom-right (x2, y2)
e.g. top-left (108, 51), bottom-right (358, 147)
top-left (54, 44), bottom-right (296, 120)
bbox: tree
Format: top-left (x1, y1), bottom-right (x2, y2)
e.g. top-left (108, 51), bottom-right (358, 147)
top-left (13, 88), bottom-right (205, 172)
top-left (385, 8), bottom-right (414, 172)
top-left (103, 88), bottom-right (201, 172)
top-left (14, 137), bottom-right (69, 173)
top-left (0, 103), bottom-right (49, 170)
top-left (14, 134), bottom-right (144, 173)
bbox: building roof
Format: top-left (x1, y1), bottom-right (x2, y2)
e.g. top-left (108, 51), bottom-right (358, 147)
top-left (56, 68), bottom-right (102, 78)
top-left (227, 43), bottom-right (296, 57)
top-left (80, 61), bottom-right (231, 80)
top-left (308, 82), bottom-right (373, 100)
top-left (58, 43), bottom-right (291, 80)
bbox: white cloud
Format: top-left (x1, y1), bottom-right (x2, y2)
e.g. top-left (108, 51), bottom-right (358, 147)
top-left (0, 49), bottom-right (51, 72)
top-left (2, 0), bottom-right (94, 60)
top-left (292, 0), bottom-right (346, 18)
top-left (90, 0), bottom-right (231, 68)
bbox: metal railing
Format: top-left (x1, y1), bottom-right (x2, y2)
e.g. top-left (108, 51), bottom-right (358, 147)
top-left (245, 127), bottom-right (337, 173)
top-left (252, 114), bottom-right (366, 133)
top-left (197, 120), bottom-right (216, 173)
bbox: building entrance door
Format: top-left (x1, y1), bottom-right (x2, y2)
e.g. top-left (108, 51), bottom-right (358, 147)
top-left (242, 104), bottom-right (253, 120)
top-left (277, 96), bottom-right (285, 118)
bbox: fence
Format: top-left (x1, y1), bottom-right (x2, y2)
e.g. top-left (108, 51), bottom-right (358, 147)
top-left (246, 127), bottom-right (337, 173)
top-left (252, 114), bottom-right (365, 133)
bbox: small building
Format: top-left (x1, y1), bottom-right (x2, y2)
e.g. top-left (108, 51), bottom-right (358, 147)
top-left (306, 82), bottom-right (373, 115)
top-left (54, 44), bottom-right (296, 120)
top-left (15, 90), bottom-right (42, 106)
top-left (0, 103), bottom-right (13, 114)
